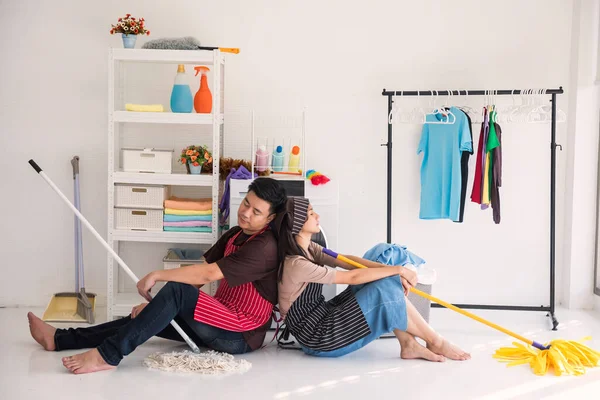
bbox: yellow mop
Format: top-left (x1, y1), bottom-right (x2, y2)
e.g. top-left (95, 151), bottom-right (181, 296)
top-left (323, 248), bottom-right (600, 376)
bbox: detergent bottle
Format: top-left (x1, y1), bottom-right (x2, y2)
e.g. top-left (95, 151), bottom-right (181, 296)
top-left (288, 145), bottom-right (301, 173)
top-left (255, 145), bottom-right (269, 172)
top-left (193, 66), bottom-right (212, 113)
top-left (170, 64), bottom-right (193, 113)
top-left (271, 145), bottom-right (285, 172)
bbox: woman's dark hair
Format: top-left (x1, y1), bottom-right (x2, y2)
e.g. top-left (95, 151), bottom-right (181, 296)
top-left (247, 178), bottom-right (287, 215)
top-left (273, 198), bottom-right (310, 281)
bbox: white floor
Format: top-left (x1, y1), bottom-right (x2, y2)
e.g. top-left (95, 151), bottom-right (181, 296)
top-left (2, 306), bottom-right (600, 400)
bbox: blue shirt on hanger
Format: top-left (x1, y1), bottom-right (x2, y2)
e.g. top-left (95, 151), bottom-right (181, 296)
top-left (417, 107), bottom-right (472, 221)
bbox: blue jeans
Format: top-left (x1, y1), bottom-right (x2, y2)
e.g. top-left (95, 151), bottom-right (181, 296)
top-left (54, 282), bottom-right (252, 365)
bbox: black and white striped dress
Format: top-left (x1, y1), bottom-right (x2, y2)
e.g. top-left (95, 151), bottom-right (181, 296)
top-left (285, 281), bottom-right (371, 352)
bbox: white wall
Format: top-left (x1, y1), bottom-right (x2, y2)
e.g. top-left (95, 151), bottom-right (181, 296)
top-left (0, 0), bottom-right (577, 308)
top-left (563, 0), bottom-right (600, 310)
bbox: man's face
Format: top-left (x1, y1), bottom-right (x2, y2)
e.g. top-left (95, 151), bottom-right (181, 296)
top-left (237, 191), bottom-right (275, 234)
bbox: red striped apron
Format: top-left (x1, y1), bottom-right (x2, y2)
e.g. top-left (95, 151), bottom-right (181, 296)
top-left (193, 227), bottom-right (273, 332)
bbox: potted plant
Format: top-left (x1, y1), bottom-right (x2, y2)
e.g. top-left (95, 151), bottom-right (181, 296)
top-left (179, 145), bottom-right (213, 175)
top-left (110, 14), bottom-right (150, 48)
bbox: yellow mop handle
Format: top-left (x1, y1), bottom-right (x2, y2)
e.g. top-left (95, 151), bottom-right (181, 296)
top-left (330, 251), bottom-right (541, 348)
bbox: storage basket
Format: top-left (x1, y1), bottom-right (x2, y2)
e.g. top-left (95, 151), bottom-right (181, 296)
top-left (115, 184), bottom-right (168, 209)
top-left (114, 208), bottom-right (163, 231)
top-left (122, 148), bottom-right (173, 174)
top-left (162, 249), bottom-right (218, 296)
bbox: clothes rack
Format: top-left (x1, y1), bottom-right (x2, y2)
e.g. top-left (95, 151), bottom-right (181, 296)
top-left (381, 87), bottom-right (564, 330)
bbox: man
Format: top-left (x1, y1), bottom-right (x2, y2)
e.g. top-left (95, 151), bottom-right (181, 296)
top-left (27, 178), bottom-right (287, 374)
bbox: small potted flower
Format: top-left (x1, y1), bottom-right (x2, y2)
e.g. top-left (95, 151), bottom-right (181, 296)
top-left (180, 145), bottom-right (213, 175)
top-left (110, 14), bottom-right (150, 48)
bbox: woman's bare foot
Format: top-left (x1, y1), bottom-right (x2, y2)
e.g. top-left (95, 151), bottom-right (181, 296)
top-left (427, 336), bottom-right (471, 361)
top-left (62, 349), bottom-right (116, 374)
top-left (27, 312), bottom-right (56, 351)
top-left (400, 336), bottom-right (445, 362)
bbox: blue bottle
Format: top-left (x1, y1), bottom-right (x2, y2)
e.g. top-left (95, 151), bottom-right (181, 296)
top-left (170, 64), bottom-right (193, 113)
top-left (272, 145), bottom-right (285, 171)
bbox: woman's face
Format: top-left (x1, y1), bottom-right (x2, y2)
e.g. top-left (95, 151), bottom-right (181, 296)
top-left (301, 204), bottom-right (320, 234)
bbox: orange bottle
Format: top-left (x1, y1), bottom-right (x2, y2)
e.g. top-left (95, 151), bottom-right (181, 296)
top-left (193, 66), bottom-right (212, 113)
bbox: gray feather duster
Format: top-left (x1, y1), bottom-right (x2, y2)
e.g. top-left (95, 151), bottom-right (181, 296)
top-left (142, 36), bottom-right (201, 50)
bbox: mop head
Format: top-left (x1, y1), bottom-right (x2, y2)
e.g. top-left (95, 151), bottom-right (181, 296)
top-left (143, 350), bottom-right (251, 375)
top-left (142, 36), bottom-right (201, 50)
top-left (493, 337), bottom-right (600, 376)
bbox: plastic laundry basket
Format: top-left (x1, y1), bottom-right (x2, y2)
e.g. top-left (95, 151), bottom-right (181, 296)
top-left (405, 265), bottom-right (437, 323)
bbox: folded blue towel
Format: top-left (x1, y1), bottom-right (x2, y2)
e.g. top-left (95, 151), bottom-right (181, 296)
top-left (168, 248), bottom-right (205, 260)
top-left (362, 243), bottom-right (426, 267)
top-left (164, 214), bottom-right (212, 222)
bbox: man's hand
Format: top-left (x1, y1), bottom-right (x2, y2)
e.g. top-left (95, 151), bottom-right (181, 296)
top-left (131, 303), bottom-right (148, 318)
top-left (137, 272), bottom-right (157, 302)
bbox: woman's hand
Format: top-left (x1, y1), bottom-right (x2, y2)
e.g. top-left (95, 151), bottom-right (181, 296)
top-left (137, 272), bottom-right (158, 302)
top-left (131, 303), bottom-right (148, 318)
top-left (399, 266), bottom-right (418, 288)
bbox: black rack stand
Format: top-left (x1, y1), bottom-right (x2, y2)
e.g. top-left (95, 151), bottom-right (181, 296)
top-left (381, 88), bottom-right (564, 330)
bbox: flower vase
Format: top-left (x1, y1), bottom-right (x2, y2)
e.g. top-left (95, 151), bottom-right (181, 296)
top-left (122, 33), bottom-right (137, 48)
top-left (188, 162), bottom-right (202, 175)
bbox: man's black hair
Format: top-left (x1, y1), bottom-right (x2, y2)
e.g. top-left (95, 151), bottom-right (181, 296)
top-left (247, 178), bottom-right (287, 215)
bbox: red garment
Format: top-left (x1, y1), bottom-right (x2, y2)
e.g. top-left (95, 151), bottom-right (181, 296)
top-left (470, 109), bottom-right (487, 204)
top-left (193, 228), bottom-right (273, 332)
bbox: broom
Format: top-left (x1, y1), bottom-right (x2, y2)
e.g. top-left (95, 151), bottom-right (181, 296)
top-left (322, 248), bottom-right (600, 376)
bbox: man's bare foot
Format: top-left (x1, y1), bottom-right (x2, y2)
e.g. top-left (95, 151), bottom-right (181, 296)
top-left (427, 336), bottom-right (471, 361)
top-left (27, 312), bottom-right (56, 351)
top-left (400, 336), bottom-right (445, 362)
top-left (62, 349), bottom-right (116, 374)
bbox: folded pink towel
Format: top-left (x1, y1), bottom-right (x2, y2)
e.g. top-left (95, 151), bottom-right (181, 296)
top-left (163, 221), bottom-right (212, 227)
top-left (163, 196), bottom-right (212, 211)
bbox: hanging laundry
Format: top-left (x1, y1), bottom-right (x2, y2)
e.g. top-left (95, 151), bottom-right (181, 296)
top-left (482, 109), bottom-right (500, 209)
top-left (470, 108), bottom-right (488, 205)
top-left (491, 116), bottom-right (503, 224)
top-left (455, 108), bottom-right (475, 223)
top-left (417, 106), bottom-right (473, 221)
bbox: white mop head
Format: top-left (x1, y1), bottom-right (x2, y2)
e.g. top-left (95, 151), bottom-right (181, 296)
top-left (143, 350), bottom-right (252, 375)
top-left (142, 36), bottom-right (201, 50)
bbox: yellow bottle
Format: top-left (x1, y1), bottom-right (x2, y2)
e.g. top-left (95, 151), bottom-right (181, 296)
top-left (288, 146), bottom-right (301, 173)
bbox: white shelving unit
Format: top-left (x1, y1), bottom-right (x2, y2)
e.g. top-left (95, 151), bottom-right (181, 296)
top-left (107, 48), bottom-right (225, 320)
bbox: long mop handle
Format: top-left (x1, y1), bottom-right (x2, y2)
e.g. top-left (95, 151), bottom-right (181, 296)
top-left (29, 159), bottom-right (201, 353)
top-left (322, 248), bottom-right (549, 351)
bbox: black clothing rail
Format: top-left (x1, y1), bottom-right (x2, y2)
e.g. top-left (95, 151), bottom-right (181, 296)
top-left (381, 87), bottom-right (564, 330)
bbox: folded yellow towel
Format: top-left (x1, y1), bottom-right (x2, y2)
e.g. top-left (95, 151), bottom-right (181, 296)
top-left (125, 103), bottom-right (164, 112)
top-left (164, 208), bottom-right (212, 216)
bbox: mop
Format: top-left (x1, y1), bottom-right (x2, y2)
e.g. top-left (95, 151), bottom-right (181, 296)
top-left (29, 159), bottom-right (251, 375)
top-left (322, 248), bottom-right (600, 376)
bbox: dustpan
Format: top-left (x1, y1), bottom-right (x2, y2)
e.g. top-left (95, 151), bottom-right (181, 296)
top-left (42, 156), bottom-right (96, 323)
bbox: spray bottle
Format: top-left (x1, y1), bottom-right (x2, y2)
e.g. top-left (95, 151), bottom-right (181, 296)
top-left (170, 64), bottom-right (193, 113)
top-left (193, 66), bottom-right (212, 113)
top-left (255, 145), bottom-right (269, 172)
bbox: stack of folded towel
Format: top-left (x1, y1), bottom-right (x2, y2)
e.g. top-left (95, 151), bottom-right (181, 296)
top-left (163, 196), bottom-right (213, 233)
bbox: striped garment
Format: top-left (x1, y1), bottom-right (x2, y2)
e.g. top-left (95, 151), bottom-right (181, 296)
top-left (285, 283), bottom-right (371, 352)
top-left (193, 228), bottom-right (273, 332)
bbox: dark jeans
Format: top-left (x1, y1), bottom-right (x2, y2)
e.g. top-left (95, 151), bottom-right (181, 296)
top-left (54, 282), bottom-right (252, 366)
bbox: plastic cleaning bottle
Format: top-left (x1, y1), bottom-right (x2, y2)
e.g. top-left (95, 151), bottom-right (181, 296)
top-left (193, 66), bottom-right (212, 113)
top-left (170, 64), bottom-right (193, 113)
top-left (288, 145), bottom-right (301, 173)
top-left (255, 145), bottom-right (269, 172)
top-left (272, 145), bottom-right (285, 172)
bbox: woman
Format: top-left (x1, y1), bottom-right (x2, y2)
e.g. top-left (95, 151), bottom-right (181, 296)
top-left (275, 197), bottom-right (471, 361)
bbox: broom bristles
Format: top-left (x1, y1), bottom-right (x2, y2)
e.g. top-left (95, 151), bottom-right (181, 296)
top-left (494, 337), bottom-right (600, 376)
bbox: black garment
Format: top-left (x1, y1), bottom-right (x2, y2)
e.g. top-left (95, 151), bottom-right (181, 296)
top-left (284, 283), bottom-right (370, 352)
top-left (491, 122), bottom-right (502, 224)
top-left (456, 108), bottom-right (475, 223)
top-left (54, 282), bottom-right (251, 365)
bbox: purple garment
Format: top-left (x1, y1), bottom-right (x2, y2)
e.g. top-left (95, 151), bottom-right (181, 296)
top-left (219, 166), bottom-right (253, 226)
top-left (491, 123), bottom-right (502, 224)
